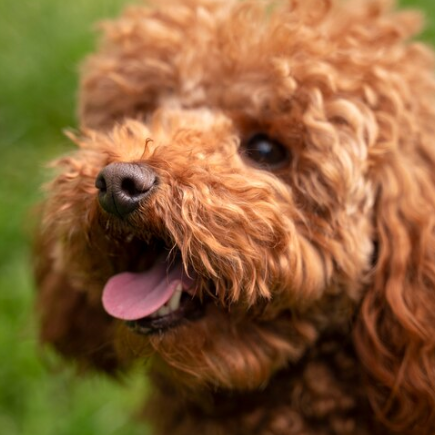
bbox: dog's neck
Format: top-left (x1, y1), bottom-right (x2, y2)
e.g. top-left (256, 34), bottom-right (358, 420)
top-left (145, 334), bottom-right (379, 435)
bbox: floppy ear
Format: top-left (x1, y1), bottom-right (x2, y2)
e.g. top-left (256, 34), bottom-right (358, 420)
top-left (34, 226), bottom-right (122, 374)
top-left (354, 142), bottom-right (435, 432)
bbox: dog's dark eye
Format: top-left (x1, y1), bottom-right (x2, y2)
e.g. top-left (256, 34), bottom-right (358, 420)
top-left (241, 133), bottom-right (290, 169)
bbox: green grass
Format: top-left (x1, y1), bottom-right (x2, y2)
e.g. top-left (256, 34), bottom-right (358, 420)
top-left (0, 1), bottom-right (149, 434)
top-left (0, 0), bottom-right (434, 434)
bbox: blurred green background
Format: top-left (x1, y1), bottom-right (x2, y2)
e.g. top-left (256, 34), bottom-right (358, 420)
top-left (0, 1), bottom-right (149, 434)
top-left (0, 0), bottom-right (433, 434)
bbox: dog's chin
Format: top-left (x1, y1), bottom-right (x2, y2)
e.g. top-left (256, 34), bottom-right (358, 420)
top-left (114, 304), bottom-right (297, 392)
top-left (111, 289), bottom-right (311, 392)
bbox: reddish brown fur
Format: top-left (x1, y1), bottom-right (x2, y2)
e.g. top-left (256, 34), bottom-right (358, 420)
top-left (35, 0), bottom-right (435, 433)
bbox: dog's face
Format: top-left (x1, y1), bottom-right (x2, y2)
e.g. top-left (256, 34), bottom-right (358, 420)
top-left (55, 109), bottom-right (371, 388)
top-left (37, 1), bottom-right (435, 428)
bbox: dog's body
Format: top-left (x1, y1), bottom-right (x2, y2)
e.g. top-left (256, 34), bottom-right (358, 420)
top-left (35, 1), bottom-right (435, 434)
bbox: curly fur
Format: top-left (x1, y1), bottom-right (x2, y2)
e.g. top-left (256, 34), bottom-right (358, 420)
top-left (35, 0), bottom-right (435, 433)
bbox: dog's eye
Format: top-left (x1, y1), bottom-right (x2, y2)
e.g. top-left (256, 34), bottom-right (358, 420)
top-left (241, 133), bottom-right (290, 169)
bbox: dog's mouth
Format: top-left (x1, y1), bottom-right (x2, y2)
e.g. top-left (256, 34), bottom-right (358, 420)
top-left (101, 242), bottom-right (206, 334)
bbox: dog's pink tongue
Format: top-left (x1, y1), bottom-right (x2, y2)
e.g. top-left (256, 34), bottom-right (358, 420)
top-left (102, 258), bottom-right (185, 321)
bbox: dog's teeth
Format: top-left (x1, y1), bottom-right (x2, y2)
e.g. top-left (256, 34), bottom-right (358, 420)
top-left (156, 306), bottom-right (171, 317)
top-left (150, 289), bottom-right (183, 318)
top-left (126, 233), bottom-right (134, 243)
top-left (168, 289), bottom-right (182, 311)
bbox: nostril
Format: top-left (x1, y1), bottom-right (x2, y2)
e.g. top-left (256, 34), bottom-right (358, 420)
top-left (121, 177), bottom-right (136, 196)
top-left (121, 176), bottom-right (149, 197)
top-left (95, 173), bottom-right (107, 193)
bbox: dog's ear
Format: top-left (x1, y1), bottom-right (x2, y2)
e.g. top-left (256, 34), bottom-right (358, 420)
top-left (34, 229), bottom-right (122, 374)
top-left (353, 147), bottom-right (435, 432)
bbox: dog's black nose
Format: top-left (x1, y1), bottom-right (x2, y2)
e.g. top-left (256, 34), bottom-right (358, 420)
top-left (95, 162), bottom-right (156, 217)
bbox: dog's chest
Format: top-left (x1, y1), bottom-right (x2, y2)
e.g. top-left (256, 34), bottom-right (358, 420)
top-left (147, 335), bottom-right (378, 435)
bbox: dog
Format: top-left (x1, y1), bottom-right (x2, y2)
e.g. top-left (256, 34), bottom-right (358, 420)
top-left (35, 0), bottom-right (435, 433)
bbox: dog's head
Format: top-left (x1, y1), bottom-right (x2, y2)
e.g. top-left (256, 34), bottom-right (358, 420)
top-left (36, 0), bottom-right (435, 432)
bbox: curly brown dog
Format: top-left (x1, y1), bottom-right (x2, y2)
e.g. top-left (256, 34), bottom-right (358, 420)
top-left (35, 0), bottom-right (435, 434)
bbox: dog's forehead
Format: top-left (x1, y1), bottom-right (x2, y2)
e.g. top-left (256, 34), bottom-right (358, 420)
top-left (81, 0), bottom-right (333, 129)
top-left (156, 74), bottom-right (285, 121)
top-left (132, 1), bottom-right (364, 116)
top-left (155, 54), bottom-right (292, 121)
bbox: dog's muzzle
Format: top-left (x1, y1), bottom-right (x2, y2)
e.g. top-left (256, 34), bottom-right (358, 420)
top-left (95, 162), bottom-right (157, 217)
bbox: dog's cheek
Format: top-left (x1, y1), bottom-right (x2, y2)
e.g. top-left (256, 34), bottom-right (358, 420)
top-left (35, 234), bottom-right (123, 373)
top-left (148, 169), bottom-right (327, 306)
